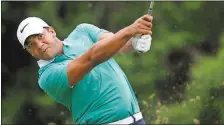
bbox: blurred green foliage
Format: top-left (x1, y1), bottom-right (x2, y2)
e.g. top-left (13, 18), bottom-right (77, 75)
top-left (2, 1), bottom-right (224, 124)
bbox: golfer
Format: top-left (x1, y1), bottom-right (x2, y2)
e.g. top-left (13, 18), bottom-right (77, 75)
top-left (16, 14), bottom-right (153, 124)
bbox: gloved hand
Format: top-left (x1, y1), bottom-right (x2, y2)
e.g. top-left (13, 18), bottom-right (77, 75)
top-left (132, 34), bottom-right (152, 53)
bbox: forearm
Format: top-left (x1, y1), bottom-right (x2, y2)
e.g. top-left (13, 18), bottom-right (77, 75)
top-left (89, 27), bottom-right (132, 66)
top-left (99, 32), bottom-right (134, 54)
top-left (118, 38), bottom-right (134, 54)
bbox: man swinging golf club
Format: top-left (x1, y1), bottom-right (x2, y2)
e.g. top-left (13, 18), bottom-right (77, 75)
top-left (16, 4), bottom-right (153, 125)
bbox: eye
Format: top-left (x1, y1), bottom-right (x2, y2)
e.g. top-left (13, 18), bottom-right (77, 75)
top-left (39, 34), bottom-right (45, 40)
top-left (37, 34), bottom-right (42, 39)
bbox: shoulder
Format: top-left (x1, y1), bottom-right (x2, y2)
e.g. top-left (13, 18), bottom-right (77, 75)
top-left (76, 23), bottom-right (96, 28)
top-left (66, 23), bottom-right (106, 43)
top-left (66, 23), bottom-right (93, 38)
top-left (76, 23), bottom-right (98, 31)
top-left (38, 63), bottom-right (56, 87)
top-left (38, 62), bottom-right (68, 89)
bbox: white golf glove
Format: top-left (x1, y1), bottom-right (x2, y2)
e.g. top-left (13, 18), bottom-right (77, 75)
top-left (132, 34), bottom-right (152, 53)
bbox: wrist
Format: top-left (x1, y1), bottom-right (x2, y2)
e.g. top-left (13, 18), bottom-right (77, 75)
top-left (122, 26), bottom-right (134, 38)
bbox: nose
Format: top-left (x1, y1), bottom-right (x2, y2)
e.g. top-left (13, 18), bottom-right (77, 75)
top-left (35, 41), bottom-right (44, 51)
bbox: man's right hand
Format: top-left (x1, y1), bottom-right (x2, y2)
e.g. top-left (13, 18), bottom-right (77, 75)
top-left (126, 14), bottom-right (153, 37)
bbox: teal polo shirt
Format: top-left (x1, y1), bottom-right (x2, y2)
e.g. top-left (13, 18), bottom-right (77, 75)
top-left (38, 23), bottom-right (140, 124)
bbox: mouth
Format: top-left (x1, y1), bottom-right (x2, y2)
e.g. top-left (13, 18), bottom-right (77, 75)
top-left (42, 47), bottom-right (49, 53)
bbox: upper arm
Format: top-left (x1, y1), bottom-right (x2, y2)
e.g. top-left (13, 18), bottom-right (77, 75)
top-left (67, 51), bottom-right (95, 86)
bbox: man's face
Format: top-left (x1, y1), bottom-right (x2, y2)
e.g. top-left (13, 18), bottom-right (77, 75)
top-left (25, 27), bottom-right (60, 60)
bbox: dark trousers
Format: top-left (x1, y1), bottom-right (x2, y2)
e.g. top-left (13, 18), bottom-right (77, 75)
top-left (130, 119), bottom-right (146, 125)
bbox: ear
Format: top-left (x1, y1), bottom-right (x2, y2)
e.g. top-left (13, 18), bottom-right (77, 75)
top-left (49, 26), bottom-right (56, 37)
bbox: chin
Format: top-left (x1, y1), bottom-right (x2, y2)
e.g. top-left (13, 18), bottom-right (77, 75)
top-left (45, 55), bottom-right (55, 60)
top-left (47, 53), bottom-right (58, 59)
top-left (39, 55), bottom-right (53, 60)
top-left (39, 51), bottom-right (58, 60)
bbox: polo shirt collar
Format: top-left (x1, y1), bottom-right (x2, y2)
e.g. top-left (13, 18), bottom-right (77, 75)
top-left (37, 58), bottom-right (55, 68)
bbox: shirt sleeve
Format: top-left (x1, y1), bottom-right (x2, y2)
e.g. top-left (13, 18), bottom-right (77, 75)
top-left (76, 23), bottom-right (109, 43)
top-left (38, 62), bottom-right (73, 101)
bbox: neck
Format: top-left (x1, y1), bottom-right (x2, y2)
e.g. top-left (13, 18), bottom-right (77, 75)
top-left (55, 38), bottom-right (64, 55)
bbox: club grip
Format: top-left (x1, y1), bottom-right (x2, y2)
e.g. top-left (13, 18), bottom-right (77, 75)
top-left (148, 8), bottom-right (153, 15)
top-left (139, 8), bottom-right (152, 50)
top-left (140, 8), bottom-right (152, 42)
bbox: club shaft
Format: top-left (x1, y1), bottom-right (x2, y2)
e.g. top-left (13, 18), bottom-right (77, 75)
top-left (148, 1), bottom-right (154, 15)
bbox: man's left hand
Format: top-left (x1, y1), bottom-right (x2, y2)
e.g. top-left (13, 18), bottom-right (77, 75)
top-left (132, 34), bottom-right (152, 53)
